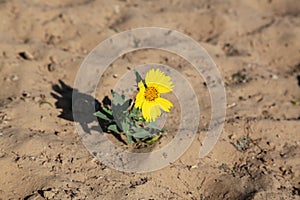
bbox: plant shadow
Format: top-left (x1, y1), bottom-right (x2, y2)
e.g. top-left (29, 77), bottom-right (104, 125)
top-left (51, 80), bottom-right (126, 144)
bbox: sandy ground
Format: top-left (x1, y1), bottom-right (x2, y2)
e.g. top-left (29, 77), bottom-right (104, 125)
top-left (0, 0), bottom-right (300, 199)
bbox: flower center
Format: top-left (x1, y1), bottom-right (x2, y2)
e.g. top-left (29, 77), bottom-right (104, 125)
top-left (144, 86), bottom-right (158, 101)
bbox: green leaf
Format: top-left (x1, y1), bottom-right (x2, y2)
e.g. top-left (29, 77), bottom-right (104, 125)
top-left (111, 90), bottom-right (128, 106)
top-left (127, 135), bottom-right (132, 144)
top-left (129, 107), bottom-right (145, 122)
top-left (108, 124), bottom-right (119, 133)
top-left (146, 122), bottom-right (163, 134)
top-left (146, 135), bottom-right (161, 144)
top-left (113, 99), bottom-right (131, 115)
top-left (291, 99), bottom-right (299, 105)
top-left (111, 91), bottom-right (130, 112)
top-left (102, 106), bottom-right (113, 115)
top-left (130, 107), bottom-right (141, 115)
top-left (134, 68), bottom-right (147, 87)
top-left (147, 122), bottom-right (160, 130)
top-left (111, 90), bottom-right (132, 129)
top-left (39, 100), bottom-right (53, 107)
top-left (134, 68), bottom-right (143, 85)
top-left (132, 127), bottom-right (152, 139)
top-left (121, 121), bottom-right (130, 133)
top-left (94, 111), bottom-right (112, 121)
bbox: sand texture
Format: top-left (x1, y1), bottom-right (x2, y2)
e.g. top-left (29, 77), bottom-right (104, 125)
top-left (0, 0), bottom-right (300, 199)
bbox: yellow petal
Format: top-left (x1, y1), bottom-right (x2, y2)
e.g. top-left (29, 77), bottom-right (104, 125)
top-left (155, 97), bottom-right (173, 112)
top-left (150, 104), bottom-right (161, 121)
top-left (137, 80), bottom-right (145, 90)
top-left (134, 81), bottom-right (145, 109)
top-left (142, 101), bottom-right (161, 122)
top-left (142, 101), bottom-right (153, 122)
top-left (145, 69), bottom-right (173, 93)
top-left (149, 83), bottom-right (172, 94)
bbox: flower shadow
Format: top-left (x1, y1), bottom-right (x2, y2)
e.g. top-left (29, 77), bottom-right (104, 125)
top-left (51, 80), bottom-right (126, 144)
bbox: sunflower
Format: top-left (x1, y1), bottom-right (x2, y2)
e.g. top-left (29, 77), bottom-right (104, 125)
top-left (134, 68), bottom-right (174, 122)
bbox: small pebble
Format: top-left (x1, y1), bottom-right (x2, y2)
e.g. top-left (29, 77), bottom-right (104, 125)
top-left (190, 165), bottom-right (198, 169)
top-left (18, 51), bottom-right (34, 60)
top-left (113, 74), bottom-right (118, 78)
top-left (47, 63), bottom-right (56, 72)
top-left (270, 74), bottom-right (278, 79)
top-left (262, 110), bottom-right (269, 116)
top-left (22, 92), bottom-right (31, 98)
top-left (29, 156), bottom-right (36, 161)
top-left (11, 75), bottom-right (19, 81)
top-left (49, 56), bottom-right (57, 63)
top-left (279, 166), bottom-right (286, 172)
top-left (227, 102), bottom-right (237, 108)
top-left (228, 134), bottom-right (236, 140)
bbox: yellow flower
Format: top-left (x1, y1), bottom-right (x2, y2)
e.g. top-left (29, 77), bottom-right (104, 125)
top-left (135, 68), bottom-right (174, 122)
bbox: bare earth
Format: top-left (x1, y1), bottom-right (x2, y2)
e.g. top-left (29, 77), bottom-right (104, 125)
top-left (0, 0), bottom-right (300, 199)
